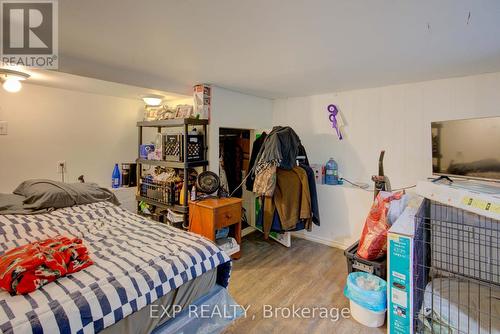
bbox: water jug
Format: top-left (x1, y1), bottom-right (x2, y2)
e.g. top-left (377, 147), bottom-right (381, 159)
top-left (325, 158), bottom-right (339, 185)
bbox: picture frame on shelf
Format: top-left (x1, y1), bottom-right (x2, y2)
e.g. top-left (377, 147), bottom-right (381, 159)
top-left (175, 104), bottom-right (194, 119)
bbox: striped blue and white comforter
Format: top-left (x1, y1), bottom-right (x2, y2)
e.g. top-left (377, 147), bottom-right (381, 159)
top-left (0, 201), bottom-right (231, 334)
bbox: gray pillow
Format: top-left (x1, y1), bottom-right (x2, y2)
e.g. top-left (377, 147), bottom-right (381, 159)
top-left (14, 179), bottom-right (120, 210)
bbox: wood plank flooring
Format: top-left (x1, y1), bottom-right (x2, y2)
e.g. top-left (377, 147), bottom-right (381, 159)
top-left (223, 232), bottom-right (386, 334)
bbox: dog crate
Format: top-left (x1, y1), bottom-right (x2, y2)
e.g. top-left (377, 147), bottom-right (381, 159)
top-left (413, 199), bottom-right (500, 334)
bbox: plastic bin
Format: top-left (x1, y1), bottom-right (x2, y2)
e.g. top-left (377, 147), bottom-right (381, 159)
top-left (140, 177), bottom-right (177, 205)
top-left (164, 134), bottom-right (204, 162)
top-left (344, 241), bottom-right (387, 279)
top-left (344, 272), bottom-right (387, 328)
top-left (349, 299), bottom-right (386, 327)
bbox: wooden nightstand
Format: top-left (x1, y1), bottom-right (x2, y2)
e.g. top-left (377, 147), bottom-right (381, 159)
top-left (188, 197), bottom-right (242, 259)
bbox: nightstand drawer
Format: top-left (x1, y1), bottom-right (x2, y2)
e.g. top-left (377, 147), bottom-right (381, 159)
top-left (214, 205), bottom-right (241, 229)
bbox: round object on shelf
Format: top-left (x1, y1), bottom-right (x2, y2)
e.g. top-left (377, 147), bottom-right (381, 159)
top-left (196, 171), bottom-right (220, 194)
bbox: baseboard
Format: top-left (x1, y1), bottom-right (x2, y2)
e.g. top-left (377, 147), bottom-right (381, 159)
top-left (242, 226), bottom-right (351, 250)
top-left (241, 226), bottom-right (257, 237)
top-left (292, 232), bottom-right (350, 250)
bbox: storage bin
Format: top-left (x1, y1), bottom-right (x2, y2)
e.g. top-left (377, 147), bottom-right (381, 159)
top-left (344, 241), bottom-right (386, 279)
top-left (344, 272), bottom-right (387, 328)
top-left (349, 299), bottom-right (386, 328)
top-left (164, 134), bottom-right (204, 162)
top-left (139, 177), bottom-right (176, 205)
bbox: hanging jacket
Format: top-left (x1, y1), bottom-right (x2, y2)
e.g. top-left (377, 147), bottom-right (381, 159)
top-left (245, 133), bottom-right (267, 191)
top-left (255, 126), bottom-right (301, 173)
top-left (262, 167), bottom-right (312, 237)
top-left (300, 164), bottom-right (320, 226)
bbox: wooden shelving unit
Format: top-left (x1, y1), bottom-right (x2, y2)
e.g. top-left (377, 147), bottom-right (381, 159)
top-left (136, 118), bottom-right (209, 226)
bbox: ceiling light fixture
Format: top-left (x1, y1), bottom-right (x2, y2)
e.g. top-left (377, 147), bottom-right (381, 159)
top-left (142, 94), bottom-right (163, 106)
top-left (0, 69), bottom-right (30, 93)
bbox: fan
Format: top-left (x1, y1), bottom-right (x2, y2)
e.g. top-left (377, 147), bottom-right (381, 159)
top-left (196, 171), bottom-right (221, 195)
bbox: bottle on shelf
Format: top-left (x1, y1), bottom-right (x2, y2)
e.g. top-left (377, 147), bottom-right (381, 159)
top-left (191, 185), bottom-right (197, 201)
top-left (154, 133), bottom-right (163, 160)
top-left (179, 183), bottom-right (186, 205)
top-left (112, 163), bottom-right (121, 188)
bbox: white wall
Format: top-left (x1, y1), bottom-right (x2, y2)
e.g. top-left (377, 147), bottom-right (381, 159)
top-left (0, 83), bottom-right (143, 192)
top-left (0, 82), bottom-right (272, 194)
top-left (209, 86), bottom-right (273, 172)
top-left (273, 72), bottom-right (500, 248)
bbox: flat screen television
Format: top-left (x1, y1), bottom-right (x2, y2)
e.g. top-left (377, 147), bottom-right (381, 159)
top-left (432, 116), bottom-right (500, 182)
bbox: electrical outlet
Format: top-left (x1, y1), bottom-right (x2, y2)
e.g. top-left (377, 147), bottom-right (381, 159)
top-left (57, 161), bottom-right (66, 173)
top-left (0, 121), bottom-right (7, 135)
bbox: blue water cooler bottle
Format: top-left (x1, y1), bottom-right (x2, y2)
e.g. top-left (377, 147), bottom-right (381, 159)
top-left (112, 163), bottom-right (121, 188)
top-left (325, 158), bottom-right (339, 185)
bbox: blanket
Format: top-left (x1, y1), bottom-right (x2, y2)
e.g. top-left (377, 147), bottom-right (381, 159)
top-left (419, 278), bottom-right (500, 333)
top-left (0, 236), bottom-right (93, 295)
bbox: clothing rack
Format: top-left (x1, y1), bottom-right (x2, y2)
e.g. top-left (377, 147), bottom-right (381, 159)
top-left (252, 155), bottom-right (311, 248)
top-left (248, 128), bottom-right (317, 248)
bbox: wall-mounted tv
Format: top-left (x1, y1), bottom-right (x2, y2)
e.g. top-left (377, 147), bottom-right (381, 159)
top-left (432, 116), bottom-right (500, 182)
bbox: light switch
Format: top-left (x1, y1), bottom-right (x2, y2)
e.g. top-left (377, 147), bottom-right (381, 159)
top-left (0, 121), bottom-right (7, 135)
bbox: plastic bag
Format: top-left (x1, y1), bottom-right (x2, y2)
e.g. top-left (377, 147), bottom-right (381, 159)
top-left (357, 192), bottom-right (403, 260)
top-left (387, 193), bottom-right (409, 226)
top-left (344, 272), bottom-right (387, 312)
top-left (153, 285), bottom-right (244, 334)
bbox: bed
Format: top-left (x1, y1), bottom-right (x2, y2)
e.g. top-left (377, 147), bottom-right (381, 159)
top-left (0, 200), bottom-right (231, 334)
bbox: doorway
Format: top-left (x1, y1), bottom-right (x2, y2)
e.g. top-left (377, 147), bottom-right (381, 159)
top-left (219, 127), bottom-right (256, 234)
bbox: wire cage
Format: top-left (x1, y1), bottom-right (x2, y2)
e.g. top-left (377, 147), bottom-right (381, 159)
top-left (139, 177), bottom-right (177, 205)
top-left (414, 199), bottom-right (500, 334)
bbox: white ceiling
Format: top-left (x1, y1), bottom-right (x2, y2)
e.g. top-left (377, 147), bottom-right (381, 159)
top-left (58, 0), bottom-right (500, 98)
top-left (24, 69), bottom-right (188, 101)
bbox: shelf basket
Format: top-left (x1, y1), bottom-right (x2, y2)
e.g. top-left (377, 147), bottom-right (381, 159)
top-left (139, 177), bottom-right (177, 205)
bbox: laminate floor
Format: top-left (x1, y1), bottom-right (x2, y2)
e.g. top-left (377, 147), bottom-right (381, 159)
top-left (223, 232), bottom-right (386, 334)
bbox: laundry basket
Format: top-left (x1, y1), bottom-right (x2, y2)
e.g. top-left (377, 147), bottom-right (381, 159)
top-left (344, 272), bottom-right (387, 327)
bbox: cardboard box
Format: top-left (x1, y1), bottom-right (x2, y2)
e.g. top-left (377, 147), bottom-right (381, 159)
top-left (387, 196), bottom-right (423, 334)
top-left (193, 84), bottom-right (211, 120)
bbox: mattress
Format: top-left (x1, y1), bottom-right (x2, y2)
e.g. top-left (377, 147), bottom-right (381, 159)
top-left (102, 269), bottom-right (217, 334)
top-left (420, 278), bottom-right (500, 334)
top-left (0, 201), bottom-right (231, 334)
